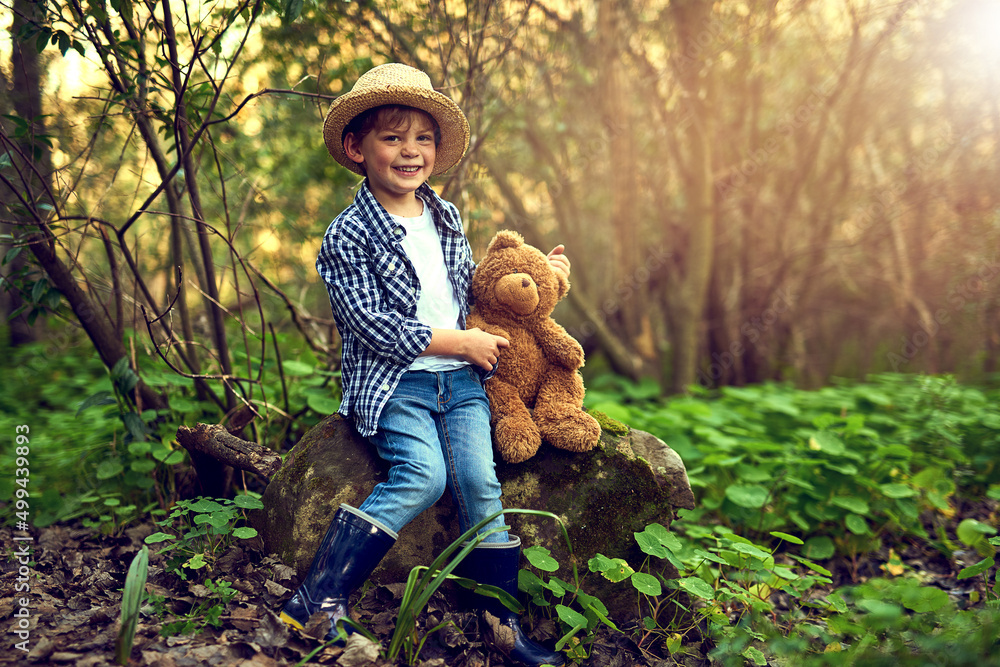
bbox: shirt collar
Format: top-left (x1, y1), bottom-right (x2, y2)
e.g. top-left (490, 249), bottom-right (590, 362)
top-left (354, 181), bottom-right (463, 243)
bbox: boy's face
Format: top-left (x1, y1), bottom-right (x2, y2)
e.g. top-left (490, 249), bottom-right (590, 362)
top-left (343, 110), bottom-right (437, 209)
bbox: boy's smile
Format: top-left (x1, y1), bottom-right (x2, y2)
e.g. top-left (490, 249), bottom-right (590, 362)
top-left (344, 113), bottom-right (437, 216)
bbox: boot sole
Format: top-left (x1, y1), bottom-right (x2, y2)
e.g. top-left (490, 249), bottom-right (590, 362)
top-left (279, 611), bottom-right (305, 630)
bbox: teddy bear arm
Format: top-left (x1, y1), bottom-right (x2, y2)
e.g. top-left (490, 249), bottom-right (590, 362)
top-left (467, 313), bottom-right (511, 341)
top-left (536, 320), bottom-right (585, 369)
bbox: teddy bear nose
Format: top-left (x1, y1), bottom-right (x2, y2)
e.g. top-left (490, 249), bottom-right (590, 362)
top-left (521, 277), bottom-right (530, 288)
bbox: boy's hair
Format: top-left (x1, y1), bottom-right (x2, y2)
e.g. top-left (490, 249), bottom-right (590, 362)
top-left (342, 105), bottom-right (442, 149)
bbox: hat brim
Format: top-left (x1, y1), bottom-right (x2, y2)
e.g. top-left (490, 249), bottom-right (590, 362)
top-left (323, 85), bottom-right (470, 176)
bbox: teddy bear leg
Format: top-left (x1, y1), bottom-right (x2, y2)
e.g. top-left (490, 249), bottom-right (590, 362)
top-left (486, 382), bottom-right (542, 464)
top-left (494, 415), bottom-right (542, 464)
top-left (533, 371), bottom-right (602, 453)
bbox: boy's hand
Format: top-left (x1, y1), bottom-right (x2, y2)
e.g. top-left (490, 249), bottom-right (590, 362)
top-left (461, 328), bottom-right (510, 370)
top-left (547, 245), bottom-right (571, 281)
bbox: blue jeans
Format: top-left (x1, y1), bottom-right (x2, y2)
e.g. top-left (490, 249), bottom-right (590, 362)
top-left (359, 366), bottom-right (508, 543)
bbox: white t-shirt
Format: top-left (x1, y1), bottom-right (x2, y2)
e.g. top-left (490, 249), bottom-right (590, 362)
top-left (391, 203), bottom-right (467, 372)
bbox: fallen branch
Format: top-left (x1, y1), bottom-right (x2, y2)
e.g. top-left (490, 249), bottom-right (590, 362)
top-left (176, 423), bottom-right (282, 482)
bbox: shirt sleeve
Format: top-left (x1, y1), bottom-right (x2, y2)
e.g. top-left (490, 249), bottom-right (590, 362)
top-left (317, 224), bottom-right (432, 366)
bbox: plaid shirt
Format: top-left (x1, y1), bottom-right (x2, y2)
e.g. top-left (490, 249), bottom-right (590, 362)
top-left (316, 181), bottom-right (478, 437)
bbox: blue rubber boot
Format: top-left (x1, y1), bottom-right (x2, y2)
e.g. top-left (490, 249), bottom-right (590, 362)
top-left (279, 505), bottom-right (397, 641)
top-left (456, 536), bottom-right (565, 667)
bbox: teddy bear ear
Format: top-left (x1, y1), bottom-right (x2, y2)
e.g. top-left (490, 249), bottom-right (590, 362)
top-left (487, 230), bottom-right (524, 253)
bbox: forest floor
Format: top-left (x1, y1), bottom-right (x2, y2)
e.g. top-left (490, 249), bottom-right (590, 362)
top-left (0, 501), bottom-right (991, 667)
top-left (0, 521), bottom-right (653, 667)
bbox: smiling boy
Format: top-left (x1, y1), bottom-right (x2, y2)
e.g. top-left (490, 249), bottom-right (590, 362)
top-left (281, 64), bottom-right (568, 667)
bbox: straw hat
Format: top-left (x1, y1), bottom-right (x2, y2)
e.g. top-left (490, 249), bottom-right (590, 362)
top-left (323, 63), bottom-right (470, 176)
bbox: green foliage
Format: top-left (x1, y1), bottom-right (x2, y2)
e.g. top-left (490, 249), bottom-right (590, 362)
top-left (521, 517), bottom-right (1000, 666)
top-left (0, 335), bottom-right (184, 529)
top-left (143, 495), bottom-right (263, 578)
top-left (387, 509), bottom-right (573, 666)
top-left (586, 373), bottom-right (1000, 555)
top-left (148, 578), bottom-right (239, 636)
top-left (0, 330), bottom-right (338, 530)
top-left (520, 543), bottom-right (618, 662)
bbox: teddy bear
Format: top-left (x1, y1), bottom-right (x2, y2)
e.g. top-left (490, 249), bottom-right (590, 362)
top-left (467, 230), bottom-right (602, 463)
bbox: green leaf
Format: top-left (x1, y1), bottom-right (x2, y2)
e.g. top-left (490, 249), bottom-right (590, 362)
top-left (857, 599), bottom-right (902, 619)
top-left (116, 545), bottom-right (148, 664)
top-left (187, 499), bottom-right (225, 513)
top-left (880, 483), bottom-right (917, 498)
top-left (128, 440), bottom-right (151, 456)
top-left (555, 604), bottom-right (588, 629)
top-left (742, 646), bottom-right (767, 666)
top-left (523, 546), bottom-right (559, 572)
top-left (130, 459), bottom-right (155, 474)
top-left (693, 549), bottom-right (729, 566)
top-left (233, 495), bottom-right (264, 510)
top-left (283, 0), bottom-right (304, 23)
top-left (592, 556), bottom-right (633, 583)
top-left (634, 524), bottom-right (684, 569)
top-left (76, 391), bottom-right (116, 416)
top-left (958, 557), bottom-right (995, 580)
top-left (900, 585), bottom-right (949, 613)
top-left (305, 392), bottom-right (340, 415)
top-left (144, 532), bottom-right (175, 544)
top-left (123, 412), bottom-right (147, 440)
top-left (831, 496), bottom-right (869, 515)
top-left (96, 459), bottom-right (124, 480)
top-left (845, 513), bottom-right (870, 535)
top-left (957, 518), bottom-right (997, 546)
top-left (728, 542), bottom-right (772, 561)
top-left (825, 592), bottom-right (848, 613)
top-left (281, 360), bottom-right (314, 376)
top-left (803, 536), bottom-right (835, 560)
top-left (631, 572), bottom-right (662, 596)
top-left (232, 527), bottom-right (258, 539)
top-left (725, 484), bottom-right (770, 509)
top-left (772, 566), bottom-right (799, 580)
top-left (769, 531), bottom-right (804, 545)
top-left (676, 577), bottom-right (715, 600)
top-left (809, 431), bottom-right (845, 455)
top-left (3, 245), bottom-right (22, 265)
top-left (185, 553), bottom-right (207, 569)
top-left (162, 450), bottom-right (185, 465)
top-left (634, 531), bottom-right (668, 558)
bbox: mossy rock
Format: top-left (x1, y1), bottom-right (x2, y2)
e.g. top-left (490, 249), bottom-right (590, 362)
top-left (250, 414), bottom-right (695, 622)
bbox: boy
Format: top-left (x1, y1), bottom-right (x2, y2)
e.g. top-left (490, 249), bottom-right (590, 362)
top-left (280, 63), bottom-right (569, 667)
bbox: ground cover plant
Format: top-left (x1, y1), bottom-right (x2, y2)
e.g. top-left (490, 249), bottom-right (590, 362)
top-left (578, 373), bottom-right (1000, 664)
top-left (2, 333), bottom-right (998, 665)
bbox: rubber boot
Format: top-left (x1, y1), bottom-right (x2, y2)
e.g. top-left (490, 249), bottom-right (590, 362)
top-left (455, 536), bottom-right (566, 667)
top-left (279, 504), bottom-right (397, 641)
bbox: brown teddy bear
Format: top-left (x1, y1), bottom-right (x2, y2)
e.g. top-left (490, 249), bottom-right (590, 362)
top-left (468, 230), bottom-right (602, 463)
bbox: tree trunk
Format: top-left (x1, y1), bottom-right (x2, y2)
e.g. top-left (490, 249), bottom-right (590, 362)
top-left (666, 0), bottom-right (716, 393)
top-left (0, 0), bottom-right (49, 348)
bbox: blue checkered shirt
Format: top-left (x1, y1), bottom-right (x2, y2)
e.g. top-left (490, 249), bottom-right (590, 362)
top-left (316, 181), bottom-right (479, 437)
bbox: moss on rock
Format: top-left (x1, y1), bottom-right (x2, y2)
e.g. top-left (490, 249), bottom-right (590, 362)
top-left (588, 409), bottom-right (630, 437)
